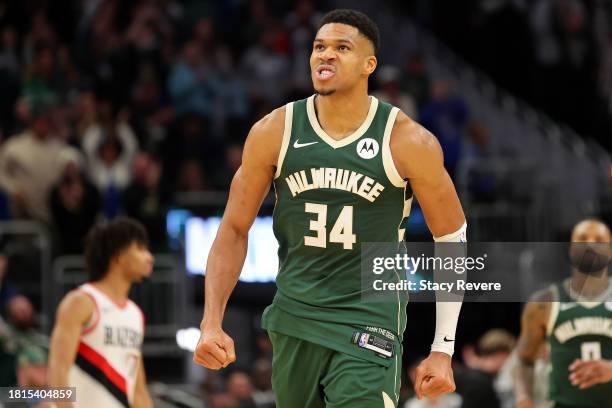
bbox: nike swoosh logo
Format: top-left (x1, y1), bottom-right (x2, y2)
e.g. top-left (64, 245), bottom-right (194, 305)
top-left (293, 139), bottom-right (318, 148)
top-left (443, 336), bottom-right (454, 342)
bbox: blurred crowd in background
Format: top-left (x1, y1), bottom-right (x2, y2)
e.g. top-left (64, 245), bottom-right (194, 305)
top-left (0, 0), bottom-right (610, 251)
top-left (400, 0), bottom-right (612, 152)
top-left (0, 0), bottom-right (609, 407)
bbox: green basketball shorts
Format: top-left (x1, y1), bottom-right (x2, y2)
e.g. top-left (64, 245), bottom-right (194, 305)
top-left (268, 330), bottom-right (400, 408)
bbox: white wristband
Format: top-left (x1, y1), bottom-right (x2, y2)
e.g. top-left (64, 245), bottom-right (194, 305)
top-left (431, 302), bottom-right (462, 356)
top-left (431, 221), bottom-right (467, 356)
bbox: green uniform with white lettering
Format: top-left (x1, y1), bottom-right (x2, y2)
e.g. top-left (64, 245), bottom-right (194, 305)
top-left (547, 279), bottom-right (612, 408)
top-left (261, 95), bottom-right (412, 407)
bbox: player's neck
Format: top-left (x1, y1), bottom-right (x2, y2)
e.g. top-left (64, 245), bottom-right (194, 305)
top-left (570, 269), bottom-right (609, 299)
top-left (314, 89), bottom-right (371, 141)
top-left (94, 272), bottom-right (131, 306)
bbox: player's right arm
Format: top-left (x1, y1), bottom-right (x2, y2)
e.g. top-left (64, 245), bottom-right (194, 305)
top-left (193, 107), bottom-right (285, 370)
top-left (514, 289), bottom-right (552, 408)
top-left (47, 291), bottom-right (95, 407)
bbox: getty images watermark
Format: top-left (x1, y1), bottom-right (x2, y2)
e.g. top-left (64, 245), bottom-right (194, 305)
top-left (360, 242), bottom-right (612, 302)
top-left (370, 252), bottom-right (501, 293)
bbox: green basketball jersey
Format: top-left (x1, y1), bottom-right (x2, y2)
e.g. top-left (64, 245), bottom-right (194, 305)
top-left (547, 279), bottom-right (612, 408)
top-left (262, 95), bottom-right (412, 365)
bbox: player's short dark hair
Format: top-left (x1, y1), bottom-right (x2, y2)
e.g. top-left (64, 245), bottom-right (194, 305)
top-left (318, 9), bottom-right (380, 54)
top-left (85, 217), bottom-right (149, 281)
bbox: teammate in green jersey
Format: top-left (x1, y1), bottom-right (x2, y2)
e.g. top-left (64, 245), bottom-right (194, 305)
top-left (515, 219), bottom-right (612, 408)
top-left (193, 9), bottom-right (466, 407)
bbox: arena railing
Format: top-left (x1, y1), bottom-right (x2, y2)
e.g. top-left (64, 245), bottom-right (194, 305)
top-left (0, 220), bottom-right (52, 330)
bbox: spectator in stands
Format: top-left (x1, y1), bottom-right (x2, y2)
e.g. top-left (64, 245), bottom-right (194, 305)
top-left (460, 121), bottom-right (498, 203)
top-left (419, 79), bottom-right (468, 179)
top-left (0, 254), bottom-right (47, 387)
top-left (81, 101), bottom-right (138, 218)
top-left (0, 27), bottom-right (21, 139)
top-left (463, 329), bottom-right (516, 408)
top-left (373, 65), bottom-right (417, 119)
top-left (285, 0), bottom-right (321, 98)
top-left (70, 90), bottom-right (98, 141)
top-left (160, 112), bottom-right (220, 190)
top-left (254, 330), bottom-right (273, 361)
top-left (129, 61), bottom-right (174, 149)
top-left (401, 54), bottom-right (430, 107)
top-left (49, 149), bottom-right (100, 254)
top-left (123, 153), bottom-right (168, 249)
top-left (175, 158), bottom-right (211, 193)
top-left (168, 40), bottom-right (215, 119)
top-left (241, 26), bottom-right (290, 106)
top-left (0, 100), bottom-right (70, 222)
top-left (22, 43), bottom-right (66, 107)
top-left (251, 358), bottom-right (275, 408)
top-left (214, 143), bottom-right (243, 189)
top-left (209, 46), bottom-right (249, 139)
top-left (452, 328), bottom-right (516, 408)
top-left (0, 27), bottom-right (19, 75)
top-left (227, 370), bottom-right (257, 408)
top-left (22, 11), bottom-right (58, 64)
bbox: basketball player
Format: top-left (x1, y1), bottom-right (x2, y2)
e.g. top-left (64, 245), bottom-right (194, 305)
top-left (48, 217), bottom-right (154, 408)
top-left (515, 218), bottom-right (612, 408)
top-left (193, 9), bottom-right (466, 407)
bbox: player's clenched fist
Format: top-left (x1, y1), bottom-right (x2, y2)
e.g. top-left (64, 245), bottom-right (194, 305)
top-left (193, 326), bottom-right (236, 370)
top-left (515, 400), bottom-right (536, 408)
top-left (414, 352), bottom-right (456, 399)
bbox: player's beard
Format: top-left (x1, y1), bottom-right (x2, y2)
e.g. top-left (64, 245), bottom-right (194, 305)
top-left (568, 243), bottom-right (611, 275)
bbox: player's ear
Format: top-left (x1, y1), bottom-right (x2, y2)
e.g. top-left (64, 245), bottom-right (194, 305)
top-left (364, 55), bottom-right (377, 76)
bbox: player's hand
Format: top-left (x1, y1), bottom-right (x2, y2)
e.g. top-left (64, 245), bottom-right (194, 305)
top-left (569, 359), bottom-right (612, 389)
top-left (193, 325), bottom-right (236, 370)
top-left (515, 400), bottom-right (536, 408)
top-left (414, 351), bottom-right (455, 399)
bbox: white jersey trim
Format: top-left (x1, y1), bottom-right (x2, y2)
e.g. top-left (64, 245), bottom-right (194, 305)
top-left (78, 289), bottom-right (100, 335)
top-left (546, 285), bottom-right (560, 336)
top-left (306, 95), bottom-right (378, 149)
top-left (382, 107), bottom-right (406, 188)
top-left (274, 102), bottom-right (294, 179)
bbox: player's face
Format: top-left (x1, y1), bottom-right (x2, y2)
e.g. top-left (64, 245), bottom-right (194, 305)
top-left (117, 242), bottom-right (154, 282)
top-left (571, 220), bottom-right (611, 243)
top-left (310, 23), bottom-right (377, 96)
top-left (569, 220), bottom-right (611, 274)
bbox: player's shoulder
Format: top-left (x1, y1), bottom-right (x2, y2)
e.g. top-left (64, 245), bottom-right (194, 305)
top-left (521, 287), bottom-right (554, 324)
top-left (389, 110), bottom-right (443, 179)
top-left (243, 105), bottom-right (288, 164)
top-left (249, 105), bottom-right (287, 139)
top-left (390, 110), bottom-right (439, 151)
top-left (57, 288), bottom-right (96, 319)
top-left (528, 286), bottom-right (556, 303)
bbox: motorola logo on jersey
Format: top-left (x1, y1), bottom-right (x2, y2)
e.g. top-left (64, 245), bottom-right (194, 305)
top-left (356, 138), bottom-right (379, 159)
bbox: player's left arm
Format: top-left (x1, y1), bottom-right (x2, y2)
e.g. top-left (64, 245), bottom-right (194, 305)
top-left (132, 357), bottom-right (153, 408)
top-left (390, 111), bottom-right (466, 399)
top-left (569, 359), bottom-right (612, 389)
top-left (390, 111), bottom-right (466, 237)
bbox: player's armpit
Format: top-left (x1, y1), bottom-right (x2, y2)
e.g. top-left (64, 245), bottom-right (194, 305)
top-left (47, 291), bottom-right (95, 407)
top-left (389, 112), bottom-right (465, 237)
top-left (132, 357), bottom-right (153, 408)
top-left (514, 289), bottom-right (552, 404)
